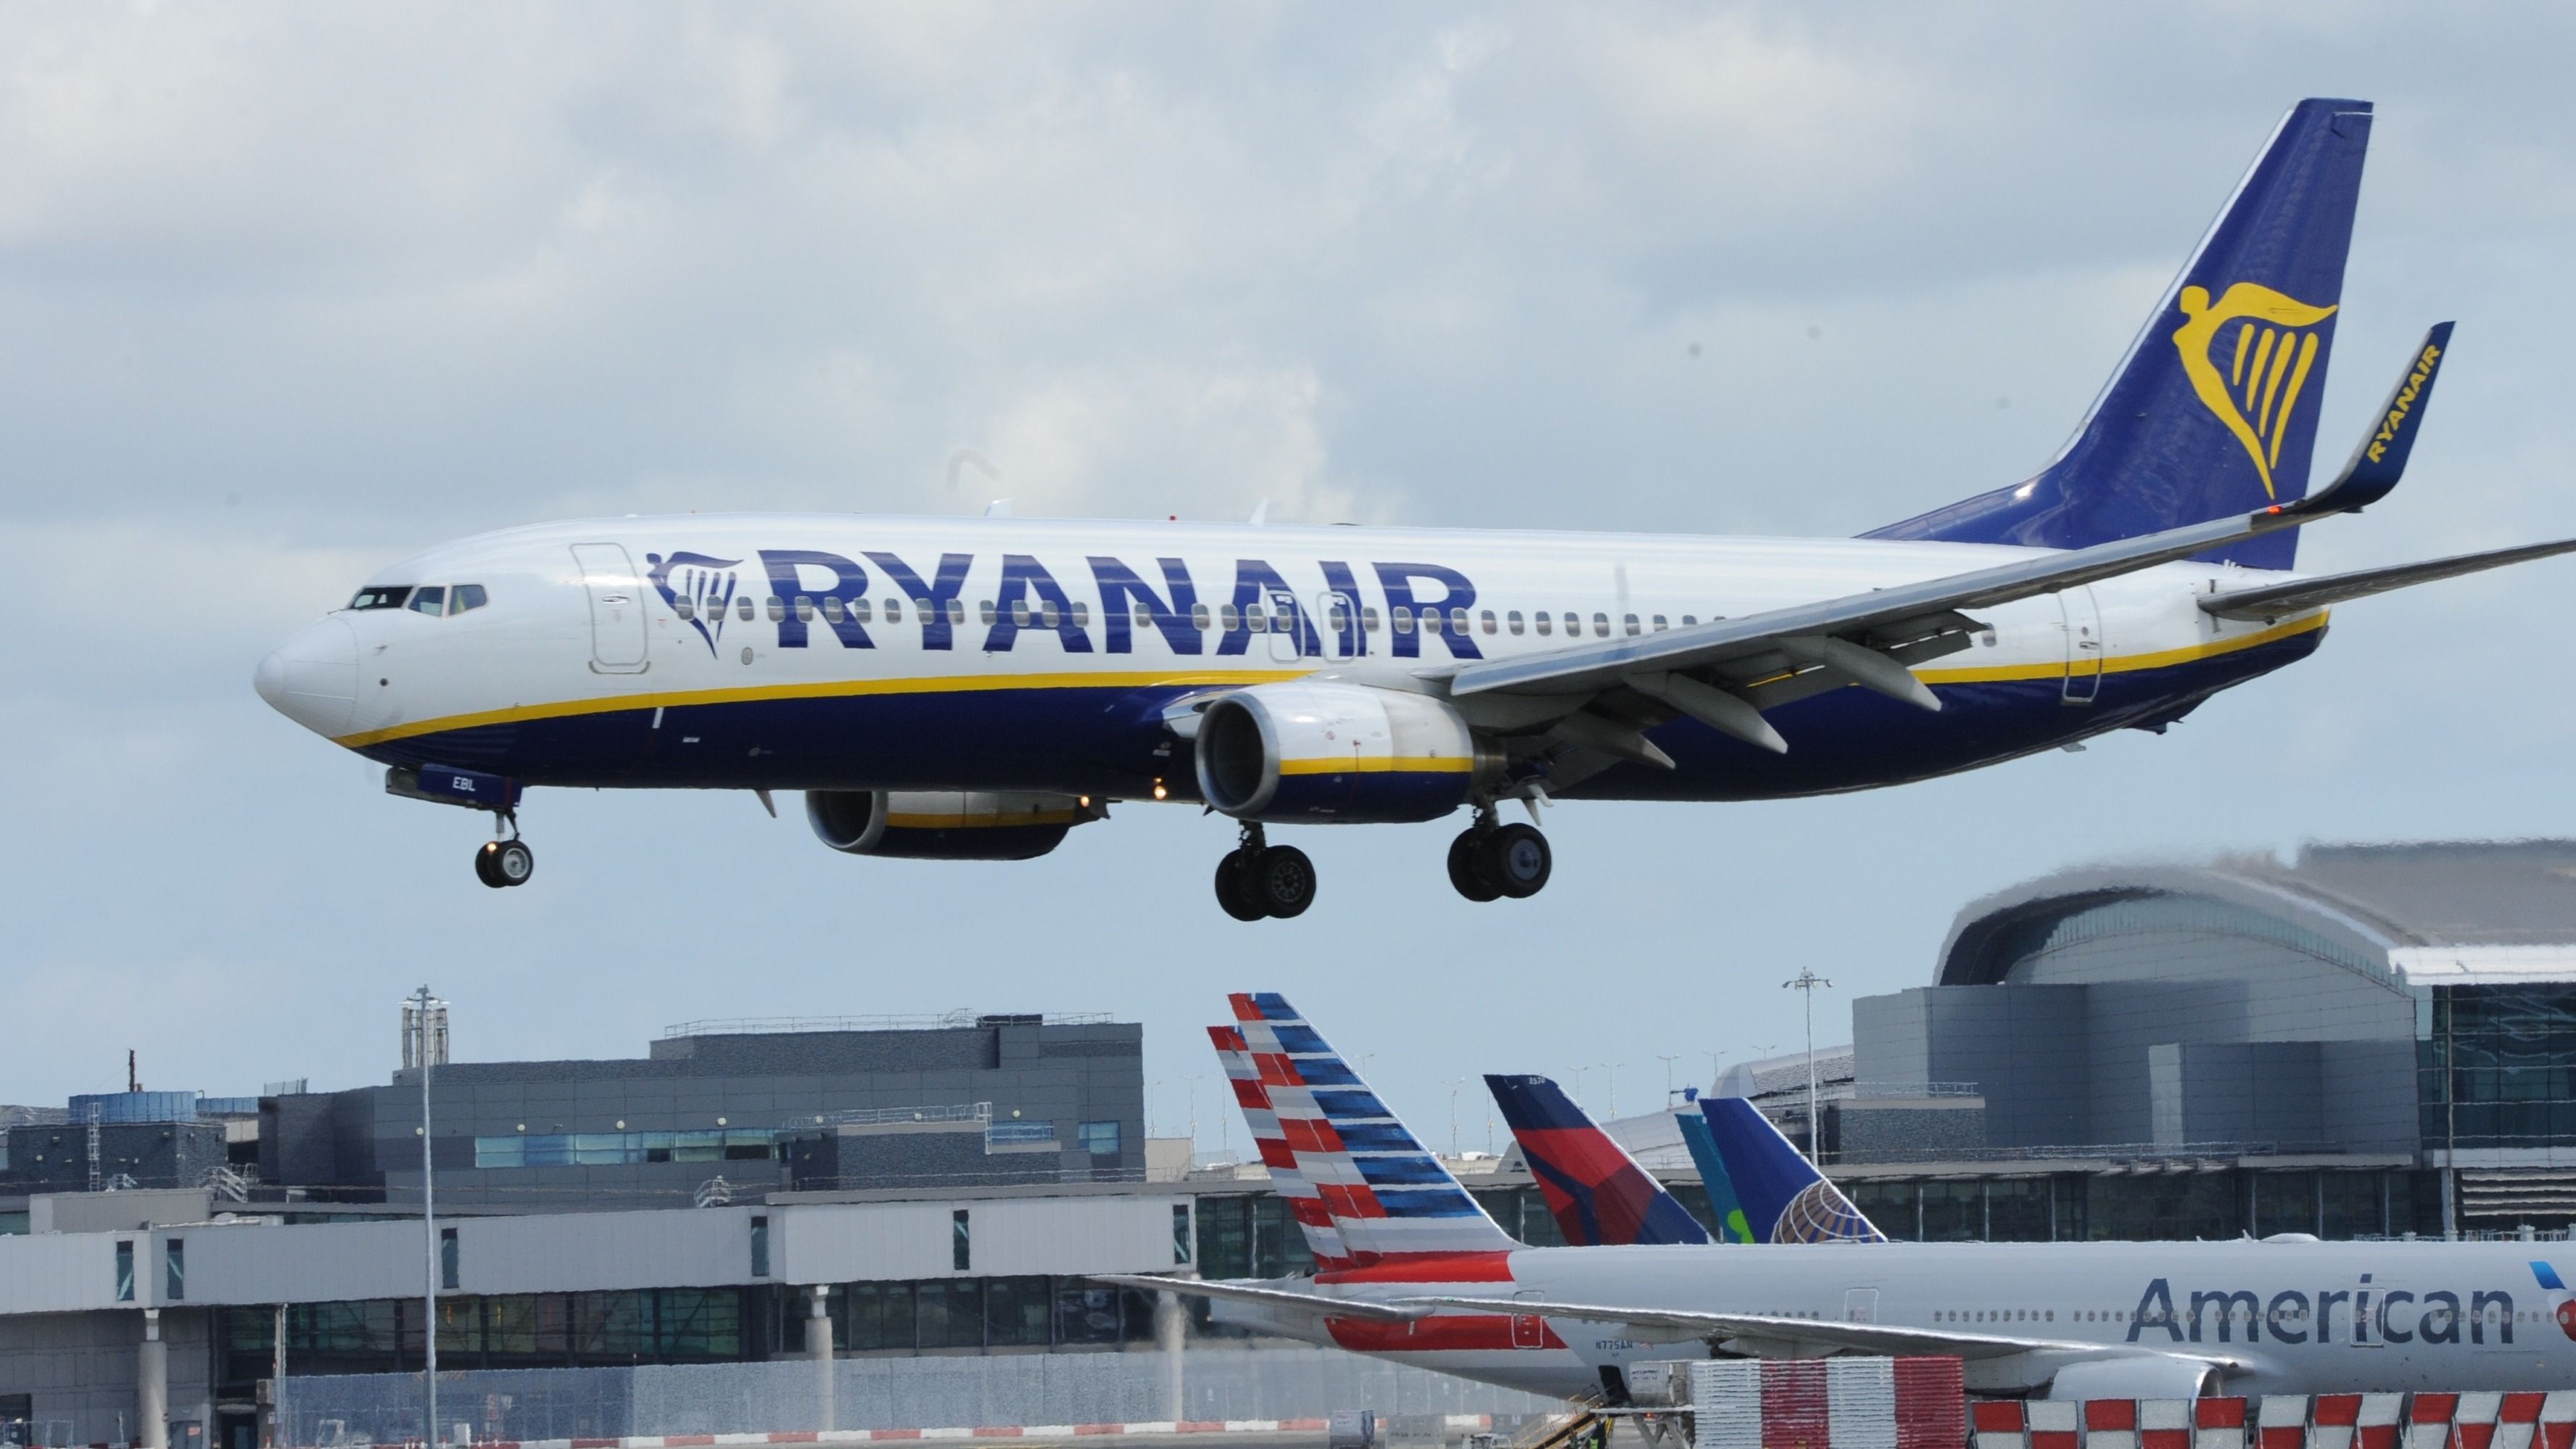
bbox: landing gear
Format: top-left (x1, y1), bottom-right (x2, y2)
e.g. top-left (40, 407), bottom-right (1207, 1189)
top-left (1447, 814), bottom-right (1551, 901)
top-left (476, 815), bottom-right (534, 889)
top-left (1213, 826), bottom-right (1317, 920)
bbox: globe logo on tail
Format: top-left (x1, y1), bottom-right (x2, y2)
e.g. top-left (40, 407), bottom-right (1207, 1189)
top-left (2171, 282), bottom-right (2339, 499)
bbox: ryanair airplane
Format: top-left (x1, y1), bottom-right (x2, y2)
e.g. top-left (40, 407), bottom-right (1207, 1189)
top-left (257, 99), bottom-right (2573, 917)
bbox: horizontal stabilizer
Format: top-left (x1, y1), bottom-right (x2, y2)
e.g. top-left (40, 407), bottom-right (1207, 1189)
top-left (2202, 535), bottom-right (2576, 621)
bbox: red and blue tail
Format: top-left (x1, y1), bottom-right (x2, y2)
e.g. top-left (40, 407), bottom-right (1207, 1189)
top-left (1209, 1023), bottom-right (1355, 1271)
top-left (1866, 99), bottom-right (2373, 571)
top-left (1693, 1097), bottom-right (1885, 1244)
top-left (1226, 992), bottom-right (1521, 1265)
top-left (1487, 1074), bottom-right (1710, 1247)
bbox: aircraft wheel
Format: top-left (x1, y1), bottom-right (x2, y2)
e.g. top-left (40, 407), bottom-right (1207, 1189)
top-left (1213, 849), bottom-right (1267, 922)
top-left (482, 838), bottom-right (535, 888)
top-left (1477, 823), bottom-right (1551, 899)
top-left (1446, 830), bottom-right (1501, 902)
top-left (1248, 845), bottom-right (1317, 919)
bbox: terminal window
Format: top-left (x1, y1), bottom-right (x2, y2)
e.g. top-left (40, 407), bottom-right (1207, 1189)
top-left (115, 1240), bottom-right (133, 1302)
top-left (1076, 1120), bottom-right (1120, 1155)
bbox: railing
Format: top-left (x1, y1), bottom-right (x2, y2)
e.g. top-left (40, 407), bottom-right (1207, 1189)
top-left (804, 1102), bottom-right (991, 1128)
top-left (664, 1011), bottom-right (1112, 1038)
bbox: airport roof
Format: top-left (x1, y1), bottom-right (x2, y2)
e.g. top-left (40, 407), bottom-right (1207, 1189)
top-left (1937, 840), bottom-right (2576, 989)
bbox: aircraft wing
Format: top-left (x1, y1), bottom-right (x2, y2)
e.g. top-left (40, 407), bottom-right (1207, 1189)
top-left (1089, 1273), bottom-right (1430, 1324)
top-left (1440, 329), bottom-right (2454, 747)
top-left (2200, 537), bottom-right (2576, 622)
top-left (1396, 1294), bottom-right (2245, 1371)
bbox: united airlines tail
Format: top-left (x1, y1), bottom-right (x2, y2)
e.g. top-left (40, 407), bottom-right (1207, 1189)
top-left (1692, 1097), bottom-right (1886, 1244)
top-left (1867, 98), bottom-right (2373, 571)
top-left (1221, 993), bottom-right (1522, 1265)
top-left (1485, 1074), bottom-right (1710, 1247)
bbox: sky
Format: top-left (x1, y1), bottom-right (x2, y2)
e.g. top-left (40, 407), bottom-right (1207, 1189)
top-left (4, 3), bottom-right (2575, 1152)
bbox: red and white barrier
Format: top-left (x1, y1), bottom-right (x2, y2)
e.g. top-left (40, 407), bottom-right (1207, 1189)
top-left (1692, 1356), bottom-right (1965, 1449)
top-left (2195, 1400), bottom-right (2249, 1449)
top-left (1963, 1391), bottom-right (2575, 1449)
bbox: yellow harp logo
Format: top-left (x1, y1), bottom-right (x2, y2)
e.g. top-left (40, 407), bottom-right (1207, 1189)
top-left (2171, 282), bottom-right (2338, 499)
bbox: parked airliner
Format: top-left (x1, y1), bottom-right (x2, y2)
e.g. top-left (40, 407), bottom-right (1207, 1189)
top-left (255, 99), bottom-right (2575, 915)
top-left (1107, 994), bottom-right (2576, 1404)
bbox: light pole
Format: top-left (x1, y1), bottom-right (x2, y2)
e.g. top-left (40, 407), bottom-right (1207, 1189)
top-left (407, 986), bottom-right (442, 1449)
top-left (1182, 1075), bottom-right (1202, 1150)
top-left (1446, 1078), bottom-right (1470, 1156)
top-left (1570, 1065), bottom-right (1589, 1112)
top-left (1656, 1054), bottom-right (1680, 1103)
top-left (1596, 1063), bottom-right (1620, 1118)
top-left (1783, 970), bottom-right (1833, 1158)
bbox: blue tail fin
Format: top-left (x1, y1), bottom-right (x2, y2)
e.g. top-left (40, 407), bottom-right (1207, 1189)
top-left (1672, 1108), bottom-right (1758, 1243)
top-left (1697, 1097), bottom-right (1886, 1244)
top-left (1486, 1075), bottom-right (1710, 1247)
top-left (1865, 99), bottom-right (2373, 571)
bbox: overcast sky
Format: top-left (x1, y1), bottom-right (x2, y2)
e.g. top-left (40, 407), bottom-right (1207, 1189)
top-left (4, 4), bottom-right (2573, 1157)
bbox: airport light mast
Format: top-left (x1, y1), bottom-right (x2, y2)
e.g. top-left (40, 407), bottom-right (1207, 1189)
top-left (1783, 968), bottom-right (1833, 1160)
top-left (405, 987), bottom-right (445, 1449)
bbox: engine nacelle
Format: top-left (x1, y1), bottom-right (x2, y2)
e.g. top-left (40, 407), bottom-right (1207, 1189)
top-left (805, 790), bottom-right (1096, 860)
top-left (1193, 681), bottom-right (1494, 823)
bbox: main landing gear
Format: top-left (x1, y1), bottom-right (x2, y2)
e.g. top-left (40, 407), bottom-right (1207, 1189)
top-left (1213, 824), bottom-right (1316, 922)
top-left (1446, 811), bottom-right (1551, 902)
top-left (474, 812), bottom-right (535, 889)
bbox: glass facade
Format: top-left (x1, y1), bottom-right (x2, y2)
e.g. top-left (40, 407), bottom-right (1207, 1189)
top-left (1191, 1194), bottom-right (1317, 1280)
top-left (2422, 984), bottom-right (2576, 1150)
top-left (809, 1276), bottom-right (1165, 1353)
top-left (473, 1130), bottom-right (777, 1168)
top-left (218, 1288), bottom-right (758, 1382)
top-left (1844, 1169), bottom-right (2437, 1242)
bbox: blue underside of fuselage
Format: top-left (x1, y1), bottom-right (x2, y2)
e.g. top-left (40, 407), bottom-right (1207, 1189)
top-left (356, 628), bottom-right (2324, 805)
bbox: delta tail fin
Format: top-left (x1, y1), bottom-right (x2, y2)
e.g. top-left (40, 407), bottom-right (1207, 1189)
top-left (1485, 1074), bottom-right (1711, 1247)
top-left (1225, 993), bottom-right (1522, 1265)
top-left (1697, 1097), bottom-right (1886, 1244)
top-left (1867, 99), bottom-right (2373, 571)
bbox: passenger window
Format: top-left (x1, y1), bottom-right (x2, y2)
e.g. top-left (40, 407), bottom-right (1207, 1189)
top-left (736, 597), bottom-right (754, 622)
top-left (1448, 608), bottom-right (1468, 634)
top-left (1192, 603), bottom-right (1213, 630)
top-left (1507, 611), bottom-right (1524, 635)
top-left (1134, 608), bottom-right (1155, 631)
top-left (852, 599), bottom-right (872, 624)
top-left (1623, 614), bottom-right (1640, 635)
top-left (822, 597), bottom-right (844, 623)
top-left (1072, 602), bottom-right (1089, 628)
top-left (1651, 614), bottom-right (1667, 631)
top-left (1535, 613), bottom-right (1552, 637)
top-left (1682, 615), bottom-right (1697, 627)
top-left (766, 597), bottom-right (785, 622)
top-left (979, 600), bottom-right (996, 626)
top-left (884, 598), bottom-right (902, 624)
top-left (794, 595), bottom-right (815, 622)
top-left (1272, 609), bottom-right (1293, 634)
top-left (1392, 607), bottom-right (1414, 634)
top-left (1326, 602), bottom-right (1349, 632)
top-left (674, 596), bottom-right (696, 621)
top-left (1038, 600), bottom-right (1060, 628)
top-left (1245, 604), bottom-right (1266, 630)
top-left (1012, 600), bottom-right (1032, 627)
top-left (1479, 609), bottom-right (1497, 635)
top-left (1593, 613), bottom-right (1610, 637)
top-left (450, 585), bottom-right (488, 615)
top-left (1362, 607), bottom-right (1381, 632)
top-left (408, 586), bottom-right (447, 616)
top-left (1219, 604), bottom-right (1240, 631)
top-left (946, 599), bottom-right (966, 626)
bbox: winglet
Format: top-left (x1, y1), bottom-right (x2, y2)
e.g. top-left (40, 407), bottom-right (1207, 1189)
top-left (2295, 322), bottom-right (2453, 517)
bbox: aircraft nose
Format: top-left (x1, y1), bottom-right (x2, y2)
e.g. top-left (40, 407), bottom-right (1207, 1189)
top-left (255, 616), bottom-right (360, 740)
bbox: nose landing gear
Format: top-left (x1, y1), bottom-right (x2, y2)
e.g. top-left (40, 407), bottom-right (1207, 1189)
top-left (474, 812), bottom-right (534, 889)
top-left (1213, 824), bottom-right (1316, 920)
top-left (1447, 812), bottom-right (1551, 902)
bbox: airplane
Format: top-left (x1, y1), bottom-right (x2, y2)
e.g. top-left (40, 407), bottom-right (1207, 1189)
top-left (1115, 993), bottom-right (2576, 1403)
top-left (1488, 1073), bottom-right (1883, 1247)
top-left (1680, 1095), bottom-right (1886, 1245)
top-left (255, 98), bottom-right (2576, 916)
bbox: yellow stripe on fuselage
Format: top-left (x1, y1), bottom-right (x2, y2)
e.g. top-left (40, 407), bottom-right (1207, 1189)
top-left (1277, 756), bottom-right (1474, 777)
top-left (336, 614), bottom-right (2327, 749)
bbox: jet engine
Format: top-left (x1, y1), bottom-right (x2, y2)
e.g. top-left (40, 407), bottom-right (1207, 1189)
top-left (805, 790), bottom-right (1099, 861)
top-left (1193, 680), bottom-right (1497, 823)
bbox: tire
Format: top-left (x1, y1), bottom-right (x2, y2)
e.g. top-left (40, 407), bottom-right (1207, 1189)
top-left (1250, 845), bottom-right (1317, 919)
top-left (1214, 850), bottom-right (1267, 922)
top-left (492, 839), bottom-right (536, 887)
top-left (1477, 823), bottom-right (1551, 899)
top-left (1446, 830), bottom-right (1501, 901)
top-left (474, 843), bottom-right (507, 889)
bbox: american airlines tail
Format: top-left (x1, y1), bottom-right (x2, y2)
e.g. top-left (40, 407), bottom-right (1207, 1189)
top-left (1867, 98), bottom-right (2373, 571)
top-left (1221, 992), bottom-right (1521, 1266)
top-left (1688, 1096), bottom-right (1886, 1244)
top-left (1485, 1074), bottom-right (1709, 1247)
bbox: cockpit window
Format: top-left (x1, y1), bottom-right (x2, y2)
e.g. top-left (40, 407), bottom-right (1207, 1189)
top-left (350, 586), bottom-right (412, 611)
top-left (408, 586), bottom-right (448, 616)
top-left (450, 584), bottom-right (489, 615)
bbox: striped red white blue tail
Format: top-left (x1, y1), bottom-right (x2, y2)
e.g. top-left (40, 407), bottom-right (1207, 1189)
top-left (1208, 1023), bottom-right (1354, 1271)
top-left (1226, 991), bottom-right (1521, 1264)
